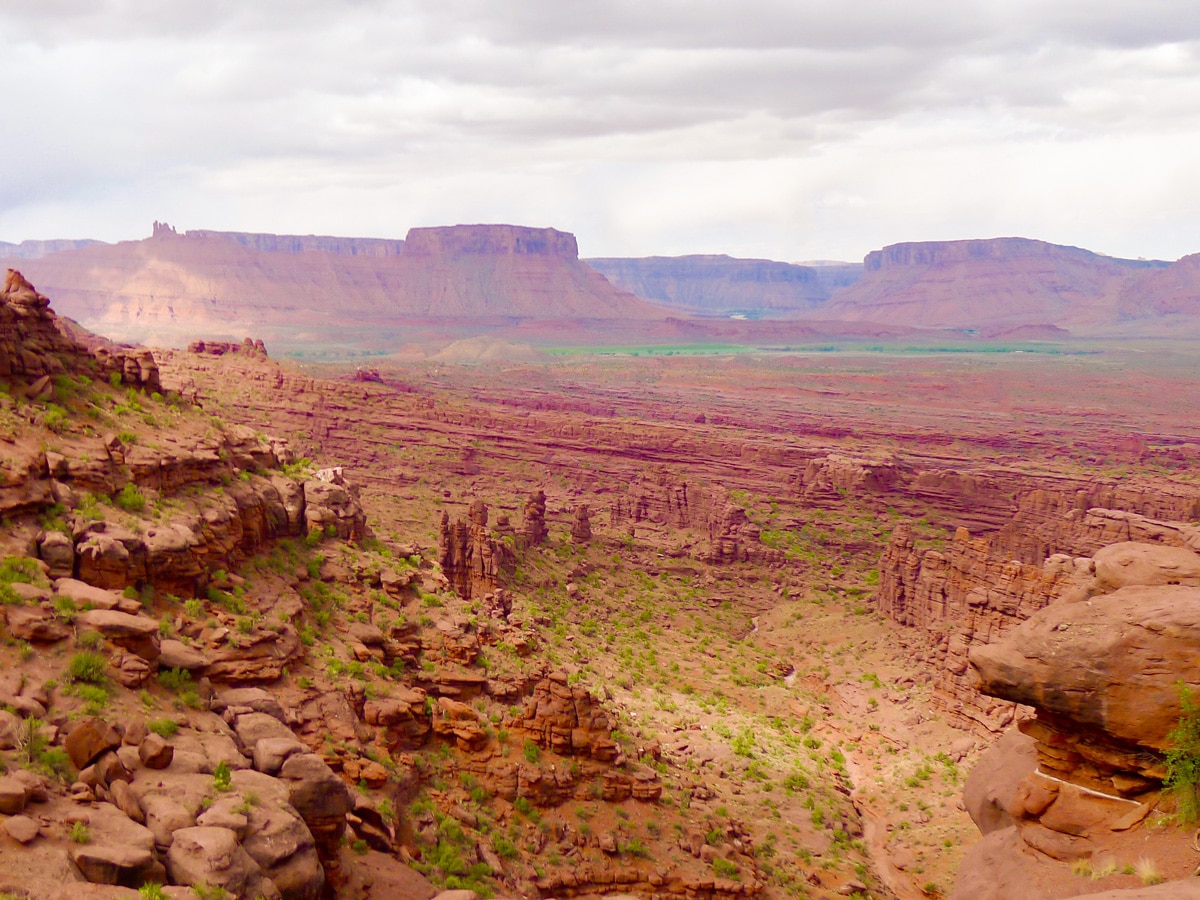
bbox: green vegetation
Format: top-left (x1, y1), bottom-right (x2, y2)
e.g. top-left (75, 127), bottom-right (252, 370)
top-left (116, 482), bottom-right (147, 512)
top-left (67, 652), bottom-right (107, 684)
top-left (1165, 683), bottom-right (1200, 823)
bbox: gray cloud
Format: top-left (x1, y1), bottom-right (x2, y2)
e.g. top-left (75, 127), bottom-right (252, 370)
top-left (1, 1), bottom-right (1198, 260)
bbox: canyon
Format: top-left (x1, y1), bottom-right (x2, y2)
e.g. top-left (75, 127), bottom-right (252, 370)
top-left (3, 262), bottom-right (1200, 900)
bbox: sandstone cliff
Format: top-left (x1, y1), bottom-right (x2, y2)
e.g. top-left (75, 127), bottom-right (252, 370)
top-left (585, 254), bottom-right (862, 314)
top-left (823, 237), bottom-right (1170, 331)
top-left (0, 223), bottom-right (663, 346)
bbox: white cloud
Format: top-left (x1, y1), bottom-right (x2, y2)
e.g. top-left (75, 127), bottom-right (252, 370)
top-left (1, 1), bottom-right (1198, 260)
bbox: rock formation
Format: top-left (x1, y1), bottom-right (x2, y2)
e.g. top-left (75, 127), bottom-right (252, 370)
top-left (188, 338), bottom-right (268, 357)
top-left (519, 490), bottom-right (548, 547)
top-left (971, 541), bottom-right (1200, 788)
top-left (437, 500), bottom-right (514, 601)
top-left (823, 237), bottom-right (1170, 331)
top-left (1, 268), bottom-right (80, 380)
top-left (585, 253), bottom-right (861, 314)
top-left (570, 504), bottom-right (592, 544)
top-left (952, 542), bottom-right (1200, 898)
top-left (3, 223), bottom-right (663, 345)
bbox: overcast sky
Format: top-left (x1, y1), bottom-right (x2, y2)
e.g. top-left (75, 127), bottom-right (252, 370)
top-left (2, 1), bottom-right (1198, 262)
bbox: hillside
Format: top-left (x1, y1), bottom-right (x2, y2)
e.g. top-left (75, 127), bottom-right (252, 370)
top-left (585, 254), bottom-right (862, 316)
top-left (820, 238), bottom-right (1173, 331)
top-left (0, 223), bottom-right (663, 347)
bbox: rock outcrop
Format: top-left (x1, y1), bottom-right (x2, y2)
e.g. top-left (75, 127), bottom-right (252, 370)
top-left (438, 501), bottom-right (514, 602)
top-left (953, 543), bottom-right (1200, 898)
top-left (6, 223), bottom-right (664, 345)
top-left (970, 542), bottom-right (1200, 789)
top-left (0, 268), bottom-right (81, 381)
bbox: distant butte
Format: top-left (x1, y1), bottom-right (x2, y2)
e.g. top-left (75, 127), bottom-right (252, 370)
top-left (4, 226), bottom-right (1200, 345)
top-left (0, 222), bottom-right (661, 346)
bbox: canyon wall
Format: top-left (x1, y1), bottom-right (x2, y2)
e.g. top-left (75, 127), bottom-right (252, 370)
top-left (585, 254), bottom-right (861, 314)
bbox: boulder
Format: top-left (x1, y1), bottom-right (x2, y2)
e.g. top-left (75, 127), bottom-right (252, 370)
top-left (140, 793), bottom-right (196, 849)
top-left (962, 729), bottom-right (1038, 835)
top-left (214, 687), bottom-right (287, 722)
top-left (139, 733), bottom-right (175, 769)
top-left (2, 814), bottom-right (39, 843)
top-left (234, 711), bottom-right (297, 753)
top-left (159, 639), bottom-right (210, 671)
top-left (67, 802), bottom-right (156, 886)
top-left (970, 584), bottom-right (1200, 752)
top-left (278, 753), bottom-right (353, 823)
top-left (0, 774), bottom-right (28, 814)
top-left (76, 609), bottom-right (161, 662)
top-left (166, 826), bottom-right (281, 899)
top-left (1093, 541), bottom-right (1200, 592)
top-left (38, 530), bottom-right (75, 579)
top-left (233, 770), bottom-right (324, 900)
top-left (5, 605), bottom-right (70, 642)
top-left (52, 578), bottom-right (122, 610)
top-left (252, 736), bottom-right (308, 775)
top-left (65, 717), bottom-right (123, 770)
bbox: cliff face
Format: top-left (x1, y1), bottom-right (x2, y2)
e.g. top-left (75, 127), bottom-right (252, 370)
top-left (873, 481), bottom-right (1200, 731)
top-left (0, 239), bottom-right (103, 260)
top-left (407, 224), bottom-right (578, 257)
top-left (185, 229), bottom-right (406, 257)
top-left (0, 223), bottom-right (663, 345)
top-left (585, 254), bottom-right (862, 314)
top-left (825, 237), bottom-right (1172, 330)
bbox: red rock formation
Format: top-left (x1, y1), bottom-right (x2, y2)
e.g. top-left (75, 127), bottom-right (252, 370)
top-left (970, 542), bottom-right (1200, 791)
top-left (519, 490), bottom-right (548, 547)
top-left (570, 504), bottom-right (592, 543)
top-left (437, 500), bottom-right (514, 601)
top-left (823, 237), bottom-right (1168, 331)
top-left (0, 268), bottom-right (82, 381)
top-left (5, 223), bottom-right (663, 345)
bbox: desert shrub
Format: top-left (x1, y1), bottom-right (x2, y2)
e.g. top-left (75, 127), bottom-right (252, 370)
top-left (158, 668), bottom-right (192, 692)
top-left (115, 482), bottom-right (146, 513)
top-left (138, 885), bottom-right (167, 900)
top-left (51, 595), bottom-right (77, 621)
top-left (43, 404), bottom-right (69, 434)
top-left (69, 822), bottom-right (90, 844)
top-left (712, 857), bottom-right (739, 878)
top-left (1166, 683), bottom-right (1200, 822)
top-left (147, 718), bottom-right (179, 738)
top-left (68, 652), bottom-right (107, 684)
top-left (0, 556), bottom-right (44, 586)
top-left (76, 630), bottom-right (102, 650)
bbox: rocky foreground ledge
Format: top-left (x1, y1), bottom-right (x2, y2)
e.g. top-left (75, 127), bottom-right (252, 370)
top-left (951, 541), bottom-right (1200, 898)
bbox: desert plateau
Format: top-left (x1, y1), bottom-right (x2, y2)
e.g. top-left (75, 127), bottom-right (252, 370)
top-left (5, 2), bottom-right (1200, 898)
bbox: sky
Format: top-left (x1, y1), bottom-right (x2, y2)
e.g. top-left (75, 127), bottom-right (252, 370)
top-left (2, 0), bottom-right (1199, 263)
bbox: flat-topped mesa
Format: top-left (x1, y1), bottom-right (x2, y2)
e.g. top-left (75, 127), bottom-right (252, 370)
top-left (403, 224), bottom-right (580, 258)
top-left (863, 237), bottom-right (1159, 272)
